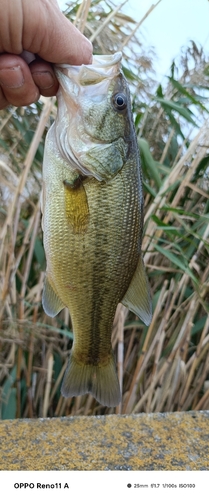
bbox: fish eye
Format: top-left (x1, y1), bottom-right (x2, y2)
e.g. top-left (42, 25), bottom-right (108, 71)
top-left (112, 92), bottom-right (127, 111)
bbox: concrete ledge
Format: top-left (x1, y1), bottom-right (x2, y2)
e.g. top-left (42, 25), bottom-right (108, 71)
top-left (0, 411), bottom-right (209, 470)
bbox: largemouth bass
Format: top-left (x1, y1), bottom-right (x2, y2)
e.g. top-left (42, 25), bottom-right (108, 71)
top-left (41, 52), bottom-right (152, 407)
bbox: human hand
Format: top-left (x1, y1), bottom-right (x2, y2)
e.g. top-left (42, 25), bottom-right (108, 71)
top-left (0, 0), bottom-right (92, 109)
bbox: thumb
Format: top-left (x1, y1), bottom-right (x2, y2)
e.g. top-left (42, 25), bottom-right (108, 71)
top-left (22, 0), bottom-right (92, 65)
top-left (37, 12), bottom-right (93, 65)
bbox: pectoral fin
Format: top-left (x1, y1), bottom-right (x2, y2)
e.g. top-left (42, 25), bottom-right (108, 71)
top-left (42, 276), bottom-right (65, 317)
top-left (121, 256), bottom-right (152, 326)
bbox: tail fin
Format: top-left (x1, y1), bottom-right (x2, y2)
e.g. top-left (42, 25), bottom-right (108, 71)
top-left (61, 352), bottom-right (121, 407)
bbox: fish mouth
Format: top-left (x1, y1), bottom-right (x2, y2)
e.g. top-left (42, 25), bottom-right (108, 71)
top-left (54, 52), bottom-right (122, 78)
top-left (54, 52), bottom-right (122, 95)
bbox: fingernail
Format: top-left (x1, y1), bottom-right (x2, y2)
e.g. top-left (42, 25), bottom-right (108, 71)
top-left (83, 39), bottom-right (93, 64)
top-left (20, 50), bottom-right (36, 64)
top-left (31, 71), bottom-right (54, 89)
top-left (0, 66), bottom-right (24, 88)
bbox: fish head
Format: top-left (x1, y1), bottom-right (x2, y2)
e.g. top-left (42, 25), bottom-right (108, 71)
top-left (54, 52), bottom-right (136, 181)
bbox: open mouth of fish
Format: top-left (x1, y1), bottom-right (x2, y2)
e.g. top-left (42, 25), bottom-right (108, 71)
top-left (55, 52), bottom-right (122, 85)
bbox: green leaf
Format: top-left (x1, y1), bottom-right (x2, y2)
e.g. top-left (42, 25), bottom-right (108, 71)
top-left (0, 137), bottom-right (10, 151)
top-left (191, 316), bottom-right (207, 336)
top-left (1, 366), bottom-right (17, 419)
top-left (170, 60), bottom-right (176, 79)
top-left (138, 138), bottom-right (162, 188)
top-left (161, 206), bottom-right (199, 219)
top-left (53, 352), bottom-right (63, 396)
top-left (143, 180), bottom-right (157, 198)
top-left (156, 97), bottom-right (197, 126)
top-left (168, 77), bottom-right (208, 113)
top-left (160, 179), bottom-right (181, 196)
top-left (193, 155), bottom-right (209, 180)
top-left (156, 84), bottom-right (164, 98)
top-left (203, 64), bottom-right (209, 76)
top-left (35, 322), bottom-right (73, 339)
top-left (34, 237), bottom-right (46, 269)
top-left (162, 107), bottom-right (185, 140)
top-left (2, 389), bottom-right (17, 420)
top-left (135, 112), bottom-right (143, 128)
top-left (153, 244), bottom-right (199, 285)
top-left (152, 215), bottom-right (180, 234)
top-left (122, 65), bottom-right (136, 82)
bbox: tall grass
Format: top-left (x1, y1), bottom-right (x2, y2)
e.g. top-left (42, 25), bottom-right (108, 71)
top-left (0, 1), bottom-right (209, 418)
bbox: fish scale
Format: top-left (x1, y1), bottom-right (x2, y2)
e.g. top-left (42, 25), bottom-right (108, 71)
top-left (41, 52), bottom-right (152, 406)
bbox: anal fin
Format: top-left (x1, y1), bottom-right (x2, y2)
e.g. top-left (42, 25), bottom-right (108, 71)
top-left (121, 255), bottom-right (152, 326)
top-left (42, 276), bottom-right (65, 317)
